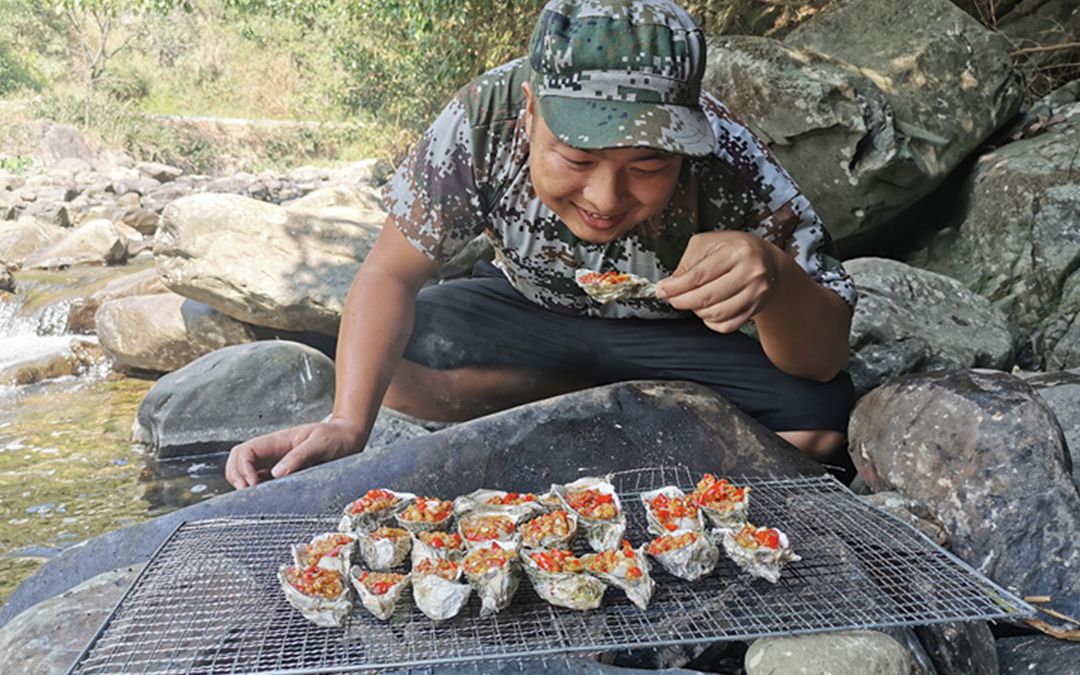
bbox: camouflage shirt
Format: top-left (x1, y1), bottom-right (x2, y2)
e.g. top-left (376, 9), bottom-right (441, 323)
top-left (383, 58), bottom-right (856, 319)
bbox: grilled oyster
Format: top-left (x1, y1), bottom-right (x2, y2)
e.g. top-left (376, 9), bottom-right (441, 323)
top-left (553, 476), bottom-right (626, 552)
top-left (575, 269), bottom-right (656, 304)
top-left (411, 557), bottom-right (472, 621)
top-left (720, 523), bottom-right (800, 583)
top-left (410, 530), bottom-right (465, 566)
top-left (453, 489), bottom-right (546, 521)
top-left (279, 564), bottom-right (351, 628)
top-left (583, 540), bottom-right (654, 610)
top-left (522, 548), bottom-right (606, 611)
top-left (646, 529), bottom-right (719, 581)
top-left (458, 513), bottom-right (520, 551)
top-left (339, 488), bottom-right (416, 533)
top-left (358, 526), bottom-right (412, 571)
top-left (394, 496), bottom-right (454, 533)
top-left (291, 532), bottom-right (357, 576)
top-left (463, 542), bottom-right (520, 617)
top-left (520, 509), bottom-right (578, 550)
top-left (349, 567), bottom-right (410, 621)
top-left (690, 474), bottom-right (749, 529)
top-left (641, 486), bottom-right (704, 536)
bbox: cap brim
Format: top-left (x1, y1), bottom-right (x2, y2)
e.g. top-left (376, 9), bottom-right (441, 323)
top-left (538, 95), bottom-right (715, 157)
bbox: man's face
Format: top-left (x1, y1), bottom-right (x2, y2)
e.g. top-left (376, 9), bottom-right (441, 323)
top-left (524, 86), bottom-right (684, 244)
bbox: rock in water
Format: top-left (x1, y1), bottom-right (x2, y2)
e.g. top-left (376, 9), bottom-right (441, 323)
top-left (132, 341), bottom-right (335, 458)
top-left (2, 380), bottom-right (821, 628)
top-left (154, 193), bottom-right (383, 334)
top-left (846, 257), bottom-right (1013, 396)
top-left (849, 370), bottom-right (1080, 632)
top-left (745, 631), bottom-right (913, 675)
top-left (96, 293), bottom-right (255, 372)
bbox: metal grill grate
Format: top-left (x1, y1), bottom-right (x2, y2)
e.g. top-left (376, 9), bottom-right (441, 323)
top-left (70, 469), bottom-right (1033, 674)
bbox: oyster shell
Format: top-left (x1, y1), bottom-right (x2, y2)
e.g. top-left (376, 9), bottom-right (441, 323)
top-left (394, 496), bottom-right (454, 533)
top-left (520, 509), bottom-right (578, 550)
top-left (463, 542), bottom-right (520, 617)
top-left (458, 513), bottom-right (521, 552)
top-left (720, 523), bottom-right (801, 583)
top-left (453, 489), bottom-right (546, 521)
top-left (575, 269), bottom-right (656, 304)
top-left (358, 526), bottom-right (412, 571)
top-left (641, 486), bottom-right (704, 536)
top-left (583, 541), bottom-right (654, 610)
top-left (279, 564), bottom-right (352, 628)
top-left (338, 488), bottom-right (416, 533)
top-left (646, 529), bottom-right (719, 581)
top-left (691, 474), bottom-right (749, 529)
top-left (410, 530), bottom-right (465, 566)
top-left (521, 548), bottom-right (606, 611)
top-left (291, 532), bottom-right (357, 576)
top-left (349, 566), bottom-right (410, 621)
top-left (411, 557), bottom-right (472, 621)
top-left (553, 476), bottom-right (626, 552)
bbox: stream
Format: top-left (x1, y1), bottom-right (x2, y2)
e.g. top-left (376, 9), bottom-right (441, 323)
top-left (0, 263), bottom-right (232, 605)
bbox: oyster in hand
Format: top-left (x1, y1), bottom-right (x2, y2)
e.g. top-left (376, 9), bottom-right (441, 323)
top-left (411, 557), bottom-right (472, 621)
top-left (279, 564), bottom-right (351, 628)
top-left (522, 548), bottom-right (606, 611)
top-left (575, 269), bottom-right (656, 304)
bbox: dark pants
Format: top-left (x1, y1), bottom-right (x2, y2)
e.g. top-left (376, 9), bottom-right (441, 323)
top-left (404, 262), bottom-right (854, 433)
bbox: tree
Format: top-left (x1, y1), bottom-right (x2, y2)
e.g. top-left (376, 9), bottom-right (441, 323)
top-left (46, 0), bottom-right (190, 126)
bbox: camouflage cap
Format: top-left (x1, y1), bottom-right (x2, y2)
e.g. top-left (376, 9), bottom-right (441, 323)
top-left (528, 0), bottom-right (714, 157)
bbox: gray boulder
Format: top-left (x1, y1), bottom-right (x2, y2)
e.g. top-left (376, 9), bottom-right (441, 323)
top-left (4, 380), bottom-right (822, 628)
top-left (917, 102), bottom-right (1080, 368)
top-left (704, 0), bottom-right (1022, 247)
top-left (1024, 368), bottom-right (1080, 491)
top-left (0, 216), bottom-right (66, 267)
top-left (912, 622), bottom-right (998, 675)
top-left (67, 266), bottom-right (169, 333)
top-left (847, 257), bottom-right (1013, 396)
top-left (132, 340), bottom-right (335, 457)
top-left (155, 193), bottom-right (383, 334)
top-left (745, 631), bottom-right (913, 675)
top-left (281, 185), bottom-right (383, 212)
top-left (24, 218), bottom-right (127, 269)
top-left (997, 635), bottom-right (1080, 674)
top-left (96, 293), bottom-right (256, 373)
top-left (848, 369), bottom-right (1080, 632)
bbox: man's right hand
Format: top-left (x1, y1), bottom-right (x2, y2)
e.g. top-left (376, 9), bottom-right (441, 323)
top-left (225, 420), bottom-right (367, 489)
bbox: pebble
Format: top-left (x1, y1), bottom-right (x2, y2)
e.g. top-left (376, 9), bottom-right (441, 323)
top-left (190, 484), bottom-right (207, 494)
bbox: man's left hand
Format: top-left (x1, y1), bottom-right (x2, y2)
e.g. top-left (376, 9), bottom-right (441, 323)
top-left (655, 231), bottom-right (782, 333)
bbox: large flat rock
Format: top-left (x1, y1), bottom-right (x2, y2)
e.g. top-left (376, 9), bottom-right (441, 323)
top-left (0, 380), bottom-right (821, 628)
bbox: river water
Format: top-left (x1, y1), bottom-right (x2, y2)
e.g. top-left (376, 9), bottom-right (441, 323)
top-left (0, 265), bottom-right (232, 605)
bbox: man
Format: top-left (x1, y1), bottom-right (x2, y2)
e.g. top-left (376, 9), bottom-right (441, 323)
top-left (226, 0), bottom-right (856, 490)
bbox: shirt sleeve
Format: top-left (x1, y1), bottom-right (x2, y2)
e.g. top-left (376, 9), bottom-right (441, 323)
top-left (381, 97), bottom-right (488, 263)
top-left (703, 94), bottom-right (857, 312)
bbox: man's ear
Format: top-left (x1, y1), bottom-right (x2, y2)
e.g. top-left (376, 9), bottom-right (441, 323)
top-left (522, 81), bottom-right (534, 129)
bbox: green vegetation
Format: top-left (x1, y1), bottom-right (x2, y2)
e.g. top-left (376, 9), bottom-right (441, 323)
top-left (0, 0), bottom-right (1073, 170)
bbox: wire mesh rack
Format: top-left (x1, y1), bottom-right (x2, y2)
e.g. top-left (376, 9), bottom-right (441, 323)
top-left (70, 467), bottom-right (1033, 674)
